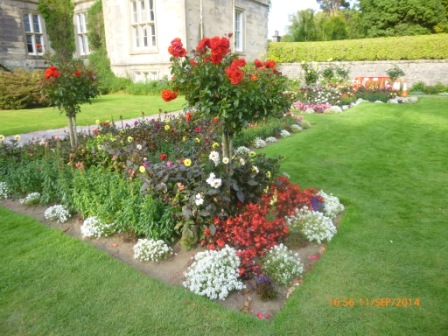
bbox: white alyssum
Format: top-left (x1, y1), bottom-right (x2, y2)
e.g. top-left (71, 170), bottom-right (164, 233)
top-left (133, 239), bottom-right (173, 262)
top-left (286, 206), bottom-right (337, 244)
top-left (19, 192), bottom-right (41, 205)
top-left (324, 106), bottom-right (343, 114)
top-left (206, 173), bottom-right (222, 188)
top-left (81, 216), bottom-right (117, 238)
top-left (280, 129), bottom-right (291, 138)
top-left (183, 245), bottom-right (245, 300)
top-left (290, 124), bottom-right (303, 133)
top-left (209, 151), bottom-right (220, 166)
top-left (265, 136), bottom-right (278, 144)
top-left (195, 193), bottom-right (204, 206)
top-left (0, 181), bottom-right (9, 199)
top-left (261, 244), bottom-right (304, 286)
top-left (44, 205), bottom-right (71, 223)
top-left (253, 137), bottom-right (267, 148)
top-left (234, 146), bottom-right (251, 156)
top-left (318, 190), bottom-right (344, 219)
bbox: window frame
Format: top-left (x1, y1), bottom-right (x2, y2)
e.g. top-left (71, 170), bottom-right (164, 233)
top-left (234, 8), bottom-right (245, 53)
top-left (22, 12), bottom-right (45, 56)
top-left (129, 0), bottom-right (157, 53)
top-left (75, 12), bottom-right (90, 56)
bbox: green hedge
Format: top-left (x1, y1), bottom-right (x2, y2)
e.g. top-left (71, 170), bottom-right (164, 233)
top-left (267, 34), bottom-right (448, 63)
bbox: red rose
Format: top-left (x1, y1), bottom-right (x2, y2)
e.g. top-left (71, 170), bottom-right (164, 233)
top-left (185, 111), bottom-right (192, 122)
top-left (264, 60), bottom-right (276, 69)
top-left (45, 65), bottom-right (59, 79)
top-left (74, 70), bottom-right (81, 77)
top-left (161, 89), bottom-right (177, 102)
top-left (212, 117), bottom-right (219, 123)
top-left (168, 37), bottom-right (187, 58)
top-left (196, 37), bottom-right (210, 53)
top-left (254, 59), bottom-right (263, 68)
top-left (159, 153), bottom-right (167, 161)
top-left (93, 129), bottom-right (99, 135)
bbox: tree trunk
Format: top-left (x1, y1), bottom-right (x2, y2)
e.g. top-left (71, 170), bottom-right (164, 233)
top-left (222, 130), bottom-right (233, 159)
top-left (67, 113), bottom-right (78, 148)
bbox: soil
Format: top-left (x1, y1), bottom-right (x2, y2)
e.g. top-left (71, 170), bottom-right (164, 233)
top-left (1, 199), bottom-right (327, 319)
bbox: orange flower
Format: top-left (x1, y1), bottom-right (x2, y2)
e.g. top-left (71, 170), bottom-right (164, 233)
top-left (251, 74), bottom-right (258, 81)
top-left (185, 111), bottom-right (192, 122)
top-left (161, 89), bottom-right (178, 102)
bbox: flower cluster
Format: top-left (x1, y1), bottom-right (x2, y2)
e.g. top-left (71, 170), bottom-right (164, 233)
top-left (286, 206), bottom-right (337, 244)
top-left (197, 36), bottom-right (230, 64)
top-left (183, 245), bottom-right (245, 300)
top-left (44, 65), bottom-right (59, 79)
top-left (225, 58), bottom-right (246, 85)
top-left (133, 238), bottom-right (173, 262)
top-left (80, 216), bottom-right (117, 238)
top-left (44, 205), bottom-right (71, 223)
top-left (168, 37), bottom-right (187, 58)
top-left (318, 190), bottom-right (345, 219)
top-left (253, 137), bottom-right (267, 149)
top-left (161, 89), bottom-right (178, 102)
top-left (265, 137), bottom-right (278, 144)
top-left (208, 150), bottom-right (220, 166)
top-left (261, 243), bottom-right (304, 286)
top-left (293, 101), bottom-right (332, 113)
top-left (0, 181), bottom-right (9, 199)
top-left (290, 124), bottom-right (303, 133)
top-left (234, 146), bottom-right (251, 156)
top-left (206, 173), bottom-right (222, 188)
top-left (19, 192), bottom-right (41, 205)
top-left (280, 130), bottom-right (291, 138)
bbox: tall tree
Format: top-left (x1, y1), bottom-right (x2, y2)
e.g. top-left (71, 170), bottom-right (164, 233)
top-left (317, 0), bottom-right (350, 16)
top-left (359, 0), bottom-right (447, 37)
top-left (38, 0), bottom-right (75, 60)
top-left (283, 9), bottom-right (318, 42)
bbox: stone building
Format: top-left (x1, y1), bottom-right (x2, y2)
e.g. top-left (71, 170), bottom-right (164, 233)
top-left (0, 0), bottom-right (270, 81)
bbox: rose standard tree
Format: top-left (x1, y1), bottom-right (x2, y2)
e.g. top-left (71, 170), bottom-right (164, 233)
top-left (40, 60), bottom-right (99, 148)
top-left (162, 34), bottom-right (292, 159)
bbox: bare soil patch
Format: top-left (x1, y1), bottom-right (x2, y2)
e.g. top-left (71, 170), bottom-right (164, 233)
top-left (1, 199), bottom-right (327, 319)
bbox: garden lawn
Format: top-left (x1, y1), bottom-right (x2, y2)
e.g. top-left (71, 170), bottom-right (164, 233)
top-left (1, 96), bottom-right (447, 335)
top-left (0, 93), bottom-right (186, 136)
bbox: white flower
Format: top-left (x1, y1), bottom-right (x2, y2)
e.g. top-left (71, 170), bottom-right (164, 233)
top-left (133, 239), bottom-right (173, 262)
top-left (239, 158), bottom-right (245, 166)
top-left (318, 190), bottom-right (345, 219)
top-left (44, 205), bottom-right (71, 223)
top-left (81, 216), bottom-right (117, 238)
top-left (280, 130), bottom-right (291, 138)
top-left (290, 124), bottom-right (303, 133)
top-left (195, 193), bottom-right (204, 206)
top-left (261, 244), bottom-right (304, 286)
top-left (251, 166), bottom-right (259, 175)
top-left (183, 245), bottom-right (245, 300)
top-left (19, 192), bottom-right (41, 205)
top-left (136, 144), bottom-right (142, 150)
top-left (234, 146), bottom-right (251, 156)
top-left (206, 173), bottom-right (222, 188)
top-left (253, 137), bottom-right (267, 149)
top-left (209, 151), bottom-right (220, 166)
top-left (0, 182), bottom-right (9, 199)
top-left (222, 157), bottom-right (229, 164)
top-left (265, 136), bottom-right (278, 144)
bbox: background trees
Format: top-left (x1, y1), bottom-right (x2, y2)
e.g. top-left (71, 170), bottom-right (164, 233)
top-left (282, 0), bottom-right (448, 42)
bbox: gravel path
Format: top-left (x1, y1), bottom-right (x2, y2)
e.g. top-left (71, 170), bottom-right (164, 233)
top-left (3, 111), bottom-right (183, 146)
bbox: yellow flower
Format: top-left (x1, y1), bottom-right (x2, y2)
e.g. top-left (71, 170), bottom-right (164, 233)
top-left (249, 151), bottom-right (256, 157)
top-left (127, 136), bottom-right (133, 143)
top-left (184, 158), bottom-right (192, 167)
top-left (95, 119), bottom-right (100, 125)
top-left (164, 125), bottom-right (170, 131)
top-left (266, 171), bottom-right (271, 179)
top-left (212, 142), bottom-right (220, 149)
top-left (139, 166), bottom-right (146, 173)
top-left (263, 186), bottom-right (269, 193)
top-left (195, 137), bottom-right (200, 143)
top-left (182, 136), bottom-right (187, 142)
top-left (0, 135), bottom-right (4, 142)
top-left (14, 135), bottom-right (21, 141)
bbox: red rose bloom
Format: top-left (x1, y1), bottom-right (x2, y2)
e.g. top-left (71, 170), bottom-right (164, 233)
top-left (161, 89), bottom-right (178, 102)
top-left (45, 65), bottom-right (59, 79)
top-left (212, 117), bottom-right (219, 123)
top-left (196, 37), bottom-right (210, 53)
top-left (168, 38), bottom-right (187, 58)
top-left (185, 111), bottom-right (192, 122)
top-left (264, 60), bottom-right (276, 69)
top-left (254, 59), bottom-right (263, 68)
top-left (160, 153), bottom-right (167, 160)
top-left (74, 70), bottom-right (82, 77)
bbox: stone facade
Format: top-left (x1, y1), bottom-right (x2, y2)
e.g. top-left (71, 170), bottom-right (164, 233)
top-left (279, 60), bottom-right (448, 86)
top-left (1, 0), bottom-right (270, 81)
top-left (0, 0), bottom-right (48, 70)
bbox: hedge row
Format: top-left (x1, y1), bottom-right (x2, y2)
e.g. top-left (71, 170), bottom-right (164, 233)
top-left (267, 34), bottom-right (448, 63)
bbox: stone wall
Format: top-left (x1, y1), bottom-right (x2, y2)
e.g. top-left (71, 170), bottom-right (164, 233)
top-left (279, 60), bottom-right (448, 86)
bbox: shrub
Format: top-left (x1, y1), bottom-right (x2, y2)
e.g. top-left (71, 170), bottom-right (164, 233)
top-left (0, 69), bottom-right (48, 110)
top-left (19, 192), bottom-right (41, 205)
top-left (261, 244), bottom-right (304, 286)
top-left (133, 238), bottom-right (173, 262)
top-left (0, 181), bottom-right (9, 199)
top-left (182, 245), bottom-right (245, 300)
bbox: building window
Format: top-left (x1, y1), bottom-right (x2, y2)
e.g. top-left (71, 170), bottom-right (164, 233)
top-left (23, 13), bottom-right (44, 55)
top-left (130, 0), bottom-right (156, 50)
top-left (234, 9), bottom-right (244, 52)
top-left (76, 13), bottom-right (90, 56)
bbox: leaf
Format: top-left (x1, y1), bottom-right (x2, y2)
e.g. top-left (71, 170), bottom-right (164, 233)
top-left (236, 191), bottom-right (245, 203)
top-left (182, 206), bottom-right (192, 219)
top-left (247, 180), bottom-right (258, 186)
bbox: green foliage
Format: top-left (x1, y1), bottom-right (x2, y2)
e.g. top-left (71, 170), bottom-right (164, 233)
top-left (125, 80), bottom-right (170, 96)
top-left (86, 0), bottom-right (104, 51)
top-left (38, 0), bottom-right (75, 61)
top-left (268, 34), bottom-right (448, 62)
top-left (411, 81), bottom-right (448, 94)
top-left (0, 69), bottom-right (48, 110)
top-left (359, 0), bottom-right (447, 37)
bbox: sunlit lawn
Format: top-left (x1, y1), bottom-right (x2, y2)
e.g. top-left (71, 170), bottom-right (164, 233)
top-left (0, 93), bottom-right (186, 136)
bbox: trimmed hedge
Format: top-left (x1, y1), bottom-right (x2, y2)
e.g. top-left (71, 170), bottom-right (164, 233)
top-left (267, 34), bottom-right (448, 63)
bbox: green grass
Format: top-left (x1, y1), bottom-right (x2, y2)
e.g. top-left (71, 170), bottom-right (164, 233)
top-left (0, 93), bottom-right (186, 136)
top-left (1, 96), bottom-right (447, 335)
